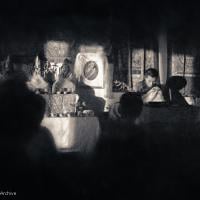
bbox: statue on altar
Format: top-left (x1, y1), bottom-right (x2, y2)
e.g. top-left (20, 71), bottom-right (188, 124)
top-left (26, 56), bottom-right (49, 92)
top-left (52, 58), bottom-right (76, 94)
top-left (26, 55), bottom-right (80, 116)
top-left (27, 55), bottom-right (76, 94)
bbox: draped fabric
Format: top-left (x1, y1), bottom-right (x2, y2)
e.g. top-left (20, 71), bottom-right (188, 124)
top-left (142, 86), bottom-right (165, 103)
top-left (41, 117), bottom-right (100, 153)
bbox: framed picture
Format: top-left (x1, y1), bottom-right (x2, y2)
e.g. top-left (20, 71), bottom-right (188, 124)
top-left (74, 52), bottom-right (104, 88)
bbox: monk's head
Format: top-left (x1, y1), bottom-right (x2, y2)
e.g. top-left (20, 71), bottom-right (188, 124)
top-left (144, 68), bottom-right (159, 88)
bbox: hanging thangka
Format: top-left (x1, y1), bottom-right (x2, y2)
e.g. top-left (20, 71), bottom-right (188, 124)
top-left (112, 43), bottom-right (129, 92)
top-left (131, 48), bottom-right (144, 82)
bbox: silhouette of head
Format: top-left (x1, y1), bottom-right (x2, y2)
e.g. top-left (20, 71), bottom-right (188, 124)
top-left (0, 78), bottom-right (46, 139)
top-left (119, 92), bottom-right (143, 120)
top-left (167, 76), bottom-right (187, 91)
top-left (77, 85), bottom-right (105, 115)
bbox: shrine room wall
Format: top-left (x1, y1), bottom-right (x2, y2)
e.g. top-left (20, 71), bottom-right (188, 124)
top-left (0, 16), bottom-right (115, 113)
top-left (168, 34), bottom-right (200, 99)
top-left (0, 17), bottom-right (159, 113)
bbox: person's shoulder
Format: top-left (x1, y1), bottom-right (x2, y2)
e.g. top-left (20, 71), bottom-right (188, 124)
top-left (30, 126), bottom-right (57, 153)
top-left (109, 102), bottom-right (121, 120)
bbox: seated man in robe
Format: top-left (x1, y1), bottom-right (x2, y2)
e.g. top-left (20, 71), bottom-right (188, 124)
top-left (135, 68), bottom-right (165, 103)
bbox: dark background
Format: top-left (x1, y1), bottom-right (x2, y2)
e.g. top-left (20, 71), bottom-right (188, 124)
top-left (0, 0), bottom-right (199, 36)
top-left (1, 0), bottom-right (200, 98)
top-left (0, 0), bottom-right (199, 49)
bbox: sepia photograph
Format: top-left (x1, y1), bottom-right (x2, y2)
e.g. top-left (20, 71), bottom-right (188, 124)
top-left (0, 0), bottom-right (199, 199)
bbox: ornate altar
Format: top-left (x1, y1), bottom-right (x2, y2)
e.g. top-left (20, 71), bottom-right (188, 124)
top-left (25, 56), bottom-right (80, 117)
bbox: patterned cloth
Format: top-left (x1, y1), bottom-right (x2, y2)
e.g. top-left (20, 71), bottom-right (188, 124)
top-left (41, 94), bottom-right (79, 115)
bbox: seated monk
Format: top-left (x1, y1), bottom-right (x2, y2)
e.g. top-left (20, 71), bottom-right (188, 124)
top-left (135, 68), bottom-right (165, 103)
top-left (52, 59), bottom-right (76, 93)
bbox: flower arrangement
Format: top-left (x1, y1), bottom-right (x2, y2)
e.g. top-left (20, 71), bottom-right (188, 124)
top-left (112, 80), bottom-right (130, 92)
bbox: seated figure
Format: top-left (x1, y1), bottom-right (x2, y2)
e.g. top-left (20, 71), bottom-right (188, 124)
top-left (109, 92), bottom-right (143, 122)
top-left (52, 59), bottom-right (76, 94)
top-left (164, 76), bottom-right (188, 106)
top-left (135, 68), bottom-right (165, 103)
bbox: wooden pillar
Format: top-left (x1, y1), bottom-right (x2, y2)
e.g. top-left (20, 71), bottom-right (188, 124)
top-left (104, 55), bottom-right (114, 99)
top-left (158, 29), bottom-right (168, 85)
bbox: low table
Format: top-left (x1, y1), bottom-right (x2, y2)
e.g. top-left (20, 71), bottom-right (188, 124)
top-left (138, 105), bottom-right (200, 124)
